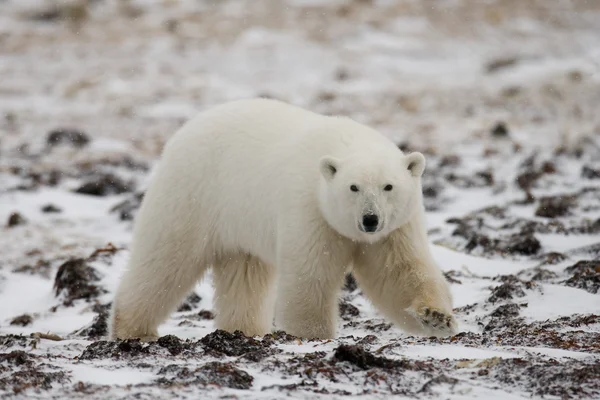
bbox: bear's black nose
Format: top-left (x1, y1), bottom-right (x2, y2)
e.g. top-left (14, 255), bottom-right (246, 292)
top-left (362, 214), bottom-right (379, 232)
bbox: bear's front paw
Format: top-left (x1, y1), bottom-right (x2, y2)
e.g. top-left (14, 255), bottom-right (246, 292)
top-left (409, 306), bottom-right (457, 337)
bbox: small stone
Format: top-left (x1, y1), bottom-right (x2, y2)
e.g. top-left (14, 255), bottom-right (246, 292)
top-left (581, 166), bottom-right (600, 179)
top-left (339, 301), bottom-right (360, 320)
top-left (177, 293), bottom-right (202, 312)
top-left (75, 174), bottom-right (131, 196)
top-left (10, 314), bottom-right (33, 327)
top-left (157, 335), bottom-right (183, 356)
top-left (486, 57), bottom-right (518, 73)
top-left (7, 212), bottom-right (27, 227)
top-left (53, 258), bottom-right (103, 305)
top-left (334, 67), bottom-right (349, 81)
top-left (504, 233), bottom-right (541, 256)
top-left (47, 128), bottom-right (90, 148)
top-left (41, 204), bottom-right (62, 213)
top-left (535, 196), bottom-right (576, 218)
top-left (491, 122), bottom-right (509, 137)
top-left (344, 274), bottom-right (358, 292)
top-left (197, 310), bottom-right (214, 320)
top-left (568, 70), bottom-right (583, 82)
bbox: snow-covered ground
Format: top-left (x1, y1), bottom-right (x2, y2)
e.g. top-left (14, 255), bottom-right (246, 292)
top-left (0, 0), bottom-right (599, 398)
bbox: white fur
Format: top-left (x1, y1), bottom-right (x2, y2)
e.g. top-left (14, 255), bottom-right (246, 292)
top-left (110, 98), bottom-right (456, 340)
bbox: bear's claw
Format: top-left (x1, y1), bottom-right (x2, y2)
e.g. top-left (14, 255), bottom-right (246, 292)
top-left (410, 306), bottom-right (458, 337)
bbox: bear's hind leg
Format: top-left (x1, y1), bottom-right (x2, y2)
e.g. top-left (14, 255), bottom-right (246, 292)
top-left (110, 251), bottom-right (209, 340)
top-left (213, 252), bottom-right (276, 337)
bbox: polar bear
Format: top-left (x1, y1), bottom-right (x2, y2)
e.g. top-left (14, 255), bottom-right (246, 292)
top-left (110, 98), bottom-right (457, 340)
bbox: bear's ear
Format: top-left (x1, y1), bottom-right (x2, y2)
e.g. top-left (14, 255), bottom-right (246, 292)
top-left (319, 156), bottom-right (340, 181)
top-left (406, 152), bottom-right (426, 177)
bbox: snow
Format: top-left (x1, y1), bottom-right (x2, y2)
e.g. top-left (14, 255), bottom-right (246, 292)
top-left (70, 364), bottom-right (155, 386)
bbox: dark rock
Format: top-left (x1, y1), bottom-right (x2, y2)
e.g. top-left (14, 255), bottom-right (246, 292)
top-left (568, 70), bottom-right (584, 82)
top-left (516, 171), bottom-right (540, 192)
top-left (199, 330), bottom-right (268, 357)
top-left (177, 292), bottom-right (202, 312)
top-left (332, 344), bottom-right (401, 370)
top-left (110, 192), bottom-right (144, 220)
top-left (488, 358), bottom-right (600, 398)
top-left (334, 67), bottom-right (349, 81)
top-left (343, 274), bottom-right (358, 292)
top-left (23, 6), bottom-right (62, 22)
top-left (491, 122), bottom-right (509, 137)
top-left (530, 269), bottom-right (558, 281)
top-left (317, 91), bottom-right (336, 102)
top-left (397, 141), bottom-right (412, 152)
top-left (0, 334), bottom-right (29, 349)
top-left (476, 170), bottom-right (495, 186)
top-left (80, 335), bottom-right (198, 360)
top-left (10, 314), bottom-right (33, 327)
top-left (262, 331), bottom-right (299, 345)
top-left (339, 301), bottom-right (360, 320)
top-left (582, 166), bottom-right (600, 179)
top-left (157, 362), bottom-right (253, 390)
top-left (0, 368), bottom-right (69, 393)
top-left (47, 128), bottom-right (90, 148)
top-left (80, 339), bottom-right (146, 360)
top-left (490, 303), bottom-right (521, 318)
top-left (77, 304), bottom-right (109, 338)
top-left (484, 304), bottom-right (524, 332)
top-left (501, 86), bottom-right (522, 97)
top-left (449, 215), bottom-right (541, 256)
top-left (422, 184), bottom-right (440, 198)
top-left (157, 335), bottom-right (183, 356)
top-left (75, 174), bottom-right (131, 196)
top-left (444, 270), bottom-right (463, 284)
top-left (444, 171), bottom-right (495, 188)
top-left (7, 212), bottom-right (27, 227)
top-left (538, 252), bottom-right (567, 265)
top-left (53, 258), bottom-right (103, 305)
top-left (486, 57), bottom-right (518, 74)
top-left (364, 321), bottom-right (392, 332)
top-left (356, 335), bottom-right (378, 346)
top-left (41, 204), bottom-right (62, 213)
top-left (488, 276), bottom-right (529, 303)
top-left (563, 260), bottom-right (600, 294)
top-left (540, 161), bottom-right (557, 174)
top-left (503, 232), bottom-right (541, 255)
top-left (14, 169), bottom-right (62, 191)
top-left (197, 310), bottom-right (214, 320)
top-left (439, 155), bottom-right (461, 167)
top-left (12, 260), bottom-right (52, 278)
top-left (535, 195), bottom-right (576, 218)
top-left (0, 350), bottom-right (32, 366)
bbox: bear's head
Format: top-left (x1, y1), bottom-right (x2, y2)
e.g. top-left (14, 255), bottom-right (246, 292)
top-left (318, 151), bottom-right (426, 243)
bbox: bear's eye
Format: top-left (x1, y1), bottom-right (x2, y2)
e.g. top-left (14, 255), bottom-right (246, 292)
top-left (350, 184), bottom-right (359, 192)
top-left (384, 184), bottom-right (393, 191)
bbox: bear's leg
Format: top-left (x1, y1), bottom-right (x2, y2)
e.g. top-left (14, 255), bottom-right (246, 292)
top-left (213, 252), bottom-right (276, 336)
top-left (354, 259), bottom-right (457, 337)
top-left (110, 252), bottom-right (209, 340)
top-left (353, 218), bottom-right (457, 337)
top-left (275, 226), bottom-right (352, 339)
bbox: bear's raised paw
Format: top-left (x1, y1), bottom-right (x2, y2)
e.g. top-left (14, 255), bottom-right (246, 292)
top-left (409, 306), bottom-right (458, 337)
